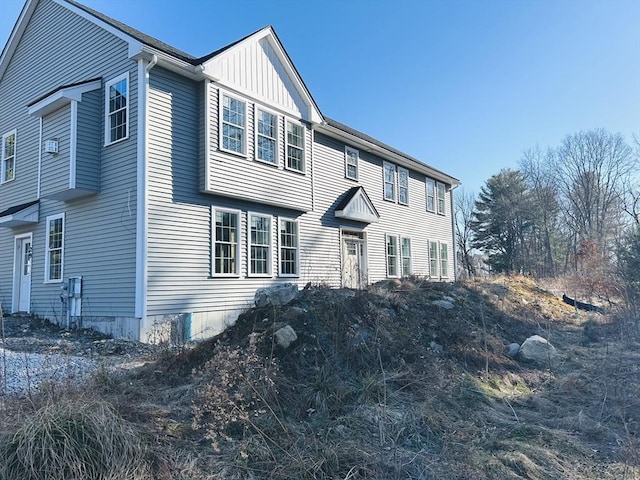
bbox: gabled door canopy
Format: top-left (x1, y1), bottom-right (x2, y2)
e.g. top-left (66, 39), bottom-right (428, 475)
top-left (335, 187), bottom-right (380, 224)
top-left (0, 200), bottom-right (39, 228)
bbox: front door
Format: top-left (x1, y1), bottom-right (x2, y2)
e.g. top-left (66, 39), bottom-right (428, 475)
top-left (14, 235), bottom-right (32, 312)
top-left (342, 232), bottom-right (367, 289)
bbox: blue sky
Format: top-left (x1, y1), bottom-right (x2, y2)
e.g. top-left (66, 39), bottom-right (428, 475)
top-left (1, 0), bottom-right (639, 194)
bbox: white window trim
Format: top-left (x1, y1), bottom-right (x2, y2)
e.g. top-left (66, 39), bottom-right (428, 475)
top-left (284, 118), bottom-right (306, 174)
top-left (426, 178), bottom-right (436, 212)
top-left (398, 167), bottom-right (409, 205)
top-left (429, 240), bottom-right (439, 278)
top-left (254, 105), bottom-right (279, 166)
top-left (44, 213), bottom-right (65, 284)
top-left (1, 129), bottom-right (17, 184)
top-left (383, 161), bottom-right (396, 202)
top-left (345, 146), bottom-right (359, 181)
top-left (248, 212), bottom-right (273, 278)
top-left (385, 234), bottom-right (400, 278)
top-left (440, 241), bottom-right (449, 278)
top-left (211, 207), bottom-right (242, 278)
top-left (400, 236), bottom-right (412, 277)
top-left (104, 72), bottom-right (129, 146)
top-left (219, 90), bottom-right (248, 157)
top-left (278, 217), bottom-right (300, 277)
top-left (437, 181), bottom-right (446, 215)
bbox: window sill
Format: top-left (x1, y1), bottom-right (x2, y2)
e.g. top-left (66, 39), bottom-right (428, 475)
top-left (210, 274), bottom-right (241, 279)
top-left (278, 274), bottom-right (299, 278)
top-left (248, 273), bottom-right (273, 278)
top-left (254, 158), bottom-right (279, 168)
top-left (0, 177), bottom-right (16, 185)
top-left (104, 135), bottom-right (129, 147)
top-left (284, 166), bottom-right (306, 175)
top-left (345, 175), bottom-right (358, 182)
top-left (44, 279), bottom-right (63, 284)
top-left (218, 147), bottom-right (248, 159)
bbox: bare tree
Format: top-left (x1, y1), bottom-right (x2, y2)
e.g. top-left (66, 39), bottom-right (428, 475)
top-left (455, 188), bottom-right (478, 278)
top-left (556, 129), bottom-right (634, 252)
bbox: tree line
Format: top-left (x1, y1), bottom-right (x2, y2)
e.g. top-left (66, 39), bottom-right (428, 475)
top-left (456, 128), bottom-right (639, 304)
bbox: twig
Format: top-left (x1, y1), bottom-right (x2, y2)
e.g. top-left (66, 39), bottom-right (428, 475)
top-left (1, 305), bottom-right (6, 396)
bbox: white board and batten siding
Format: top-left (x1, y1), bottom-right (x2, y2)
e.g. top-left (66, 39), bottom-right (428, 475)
top-left (0, 0), bottom-right (139, 329)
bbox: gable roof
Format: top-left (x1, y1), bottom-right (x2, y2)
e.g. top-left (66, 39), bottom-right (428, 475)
top-left (0, 200), bottom-right (39, 228)
top-left (1, 0), bottom-right (459, 184)
top-left (335, 187), bottom-right (380, 224)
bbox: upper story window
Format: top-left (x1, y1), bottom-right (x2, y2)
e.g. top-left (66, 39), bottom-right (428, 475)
top-left (212, 208), bottom-right (240, 276)
top-left (45, 213), bottom-right (64, 283)
top-left (437, 182), bottom-right (446, 215)
top-left (345, 146), bottom-right (359, 180)
top-left (249, 213), bottom-right (272, 276)
top-left (105, 73), bottom-right (129, 145)
top-left (256, 108), bottom-right (278, 164)
top-left (221, 93), bottom-right (246, 155)
top-left (1, 130), bottom-right (16, 183)
top-left (386, 234), bottom-right (399, 277)
top-left (279, 218), bottom-right (299, 276)
top-left (398, 167), bottom-right (409, 205)
top-left (426, 178), bottom-right (435, 212)
top-left (383, 162), bottom-right (396, 201)
top-left (285, 120), bottom-right (305, 172)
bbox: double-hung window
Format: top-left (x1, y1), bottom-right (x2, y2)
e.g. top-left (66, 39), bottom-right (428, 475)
top-left (401, 237), bottom-right (411, 276)
top-left (105, 73), bottom-right (129, 145)
top-left (398, 167), bottom-right (409, 205)
top-left (437, 182), bottom-right (446, 215)
top-left (429, 241), bottom-right (438, 278)
top-left (45, 213), bottom-right (64, 282)
top-left (426, 178), bottom-right (435, 212)
top-left (285, 120), bottom-right (305, 172)
top-left (221, 93), bottom-right (246, 155)
top-left (1, 130), bottom-right (16, 183)
top-left (279, 218), bottom-right (299, 276)
top-left (256, 108), bottom-right (277, 164)
top-left (212, 208), bottom-right (240, 276)
top-left (249, 213), bottom-right (272, 276)
top-left (440, 243), bottom-right (449, 277)
top-left (345, 146), bottom-right (358, 180)
top-left (386, 234), bottom-right (399, 277)
top-left (383, 162), bottom-right (396, 201)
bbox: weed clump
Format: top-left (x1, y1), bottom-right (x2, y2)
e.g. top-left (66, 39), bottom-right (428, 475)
top-left (0, 399), bottom-right (151, 480)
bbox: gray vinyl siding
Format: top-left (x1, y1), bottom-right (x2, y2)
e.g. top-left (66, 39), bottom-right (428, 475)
top-left (0, 0), bottom-right (138, 317)
top-left (204, 83), bottom-right (313, 212)
top-left (309, 131), bottom-right (454, 284)
top-left (75, 90), bottom-right (101, 192)
top-left (40, 105), bottom-right (71, 198)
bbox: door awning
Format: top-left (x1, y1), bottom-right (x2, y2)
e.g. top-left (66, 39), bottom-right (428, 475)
top-left (334, 187), bottom-right (380, 223)
top-left (0, 200), bottom-right (39, 228)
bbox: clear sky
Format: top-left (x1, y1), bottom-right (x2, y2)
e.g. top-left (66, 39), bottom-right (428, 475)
top-left (1, 0), bottom-right (639, 194)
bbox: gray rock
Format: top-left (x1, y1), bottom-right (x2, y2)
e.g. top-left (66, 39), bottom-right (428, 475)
top-left (432, 299), bottom-right (455, 309)
top-left (281, 306), bottom-right (306, 320)
top-left (274, 325), bottom-right (297, 349)
top-left (255, 283), bottom-right (299, 308)
top-left (429, 341), bottom-right (443, 353)
top-left (506, 342), bottom-right (520, 357)
top-left (519, 335), bottom-right (559, 367)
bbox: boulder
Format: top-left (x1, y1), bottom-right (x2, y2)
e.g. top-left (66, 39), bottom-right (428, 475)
top-left (255, 283), bottom-right (299, 308)
top-left (506, 343), bottom-right (520, 358)
top-left (519, 335), bottom-right (559, 367)
top-left (281, 306), bottom-right (306, 320)
top-left (274, 325), bottom-right (297, 349)
top-left (432, 299), bottom-right (455, 310)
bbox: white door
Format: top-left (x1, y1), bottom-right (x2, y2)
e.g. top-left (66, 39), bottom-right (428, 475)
top-left (342, 233), bottom-right (367, 289)
top-left (15, 236), bottom-right (32, 312)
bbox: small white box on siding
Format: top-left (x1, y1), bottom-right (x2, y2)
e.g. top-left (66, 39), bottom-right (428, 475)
top-left (44, 139), bottom-right (58, 154)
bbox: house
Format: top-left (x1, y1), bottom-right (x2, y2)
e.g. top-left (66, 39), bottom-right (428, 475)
top-left (0, 0), bottom-right (460, 342)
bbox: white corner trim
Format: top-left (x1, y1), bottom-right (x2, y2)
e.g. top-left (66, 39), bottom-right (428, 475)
top-left (204, 80), bottom-right (211, 192)
top-left (37, 117), bottom-right (42, 199)
top-left (69, 100), bottom-right (77, 189)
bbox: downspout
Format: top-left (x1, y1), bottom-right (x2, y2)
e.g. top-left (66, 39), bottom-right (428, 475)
top-left (135, 54), bottom-right (157, 329)
top-left (36, 117), bottom-right (42, 198)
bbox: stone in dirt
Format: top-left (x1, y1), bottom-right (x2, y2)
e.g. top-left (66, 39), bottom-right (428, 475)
top-left (432, 299), bottom-right (455, 309)
top-left (506, 342), bottom-right (520, 358)
top-left (518, 335), bottom-right (559, 367)
top-left (274, 325), bottom-right (297, 349)
top-left (255, 283), bottom-right (299, 308)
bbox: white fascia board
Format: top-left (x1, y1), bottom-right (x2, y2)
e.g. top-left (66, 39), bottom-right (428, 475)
top-left (28, 79), bottom-right (101, 117)
top-left (0, 0), bottom-right (39, 83)
top-left (316, 123), bottom-right (460, 187)
top-left (129, 44), bottom-right (205, 79)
